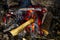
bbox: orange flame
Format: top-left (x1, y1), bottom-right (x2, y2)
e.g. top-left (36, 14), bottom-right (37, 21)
top-left (31, 23), bottom-right (34, 32)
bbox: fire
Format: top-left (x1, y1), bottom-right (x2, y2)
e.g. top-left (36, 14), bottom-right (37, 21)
top-left (3, 17), bottom-right (6, 23)
top-left (31, 23), bottom-right (35, 32)
top-left (38, 18), bottom-right (42, 26)
top-left (25, 10), bottom-right (33, 20)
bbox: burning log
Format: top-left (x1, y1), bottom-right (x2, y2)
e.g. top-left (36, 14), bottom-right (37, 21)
top-left (10, 19), bottom-right (34, 36)
top-left (42, 29), bottom-right (49, 36)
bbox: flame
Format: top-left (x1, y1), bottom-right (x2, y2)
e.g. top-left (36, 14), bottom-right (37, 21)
top-left (25, 10), bottom-right (33, 21)
top-left (28, 10), bottom-right (33, 13)
top-left (3, 17), bottom-right (6, 23)
top-left (38, 19), bottom-right (42, 26)
top-left (31, 23), bottom-right (34, 32)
